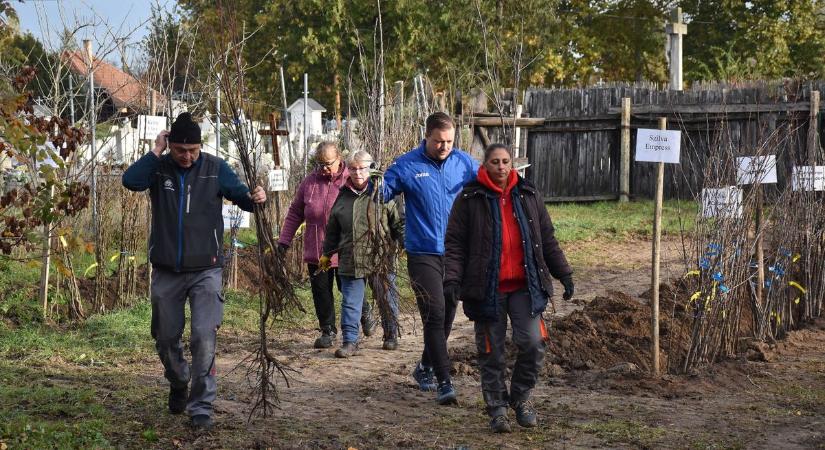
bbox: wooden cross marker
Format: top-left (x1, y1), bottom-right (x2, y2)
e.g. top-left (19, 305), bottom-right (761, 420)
top-left (258, 112), bottom-right (289, 168)
top-left (665, 7), bottom-right (688, 91)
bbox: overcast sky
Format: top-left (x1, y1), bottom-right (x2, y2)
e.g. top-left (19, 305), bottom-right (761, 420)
top-left (15, 0), bottom-right (176, 64)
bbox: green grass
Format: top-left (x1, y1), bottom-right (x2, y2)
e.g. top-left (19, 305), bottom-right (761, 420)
top-left (577, 419), bottom-right (666, 446)
top-left (548, 199), bottom-right (697, 243)
top-left (0, 301), bottom-right (154, 365)
top-left (0, 365), bottom-right (113, 449)
top-left (774, 384), bottom-right (825, 411)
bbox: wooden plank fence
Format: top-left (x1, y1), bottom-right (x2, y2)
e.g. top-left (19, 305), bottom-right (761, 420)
top-left (501, 81), bottom-right (825, 202)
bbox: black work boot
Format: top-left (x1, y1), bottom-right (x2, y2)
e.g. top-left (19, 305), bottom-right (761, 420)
top-left (190, 414), bottom-right (213, 431)
top-left (361, 314), bottom-right (377, 337)
top-left (382, 337), bottom-right (398, 350)
top-left (168, 385), bottom-right (188, 414)
top-left (490, 414), bottom-right (512, 433)
top-left (513, 401), bottom-right (538, 428)
top-left (334, 342), bottom-right (359, 358)
top-left (313, 330), bottom-right (336, 349)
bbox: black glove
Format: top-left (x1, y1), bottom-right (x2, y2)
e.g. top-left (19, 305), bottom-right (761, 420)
top-left (560, 275), bottom-right (574, 300)
top-left (276, 243), bottom-right (289, 256)
top-left (443, 281), bottom-right (461, 307)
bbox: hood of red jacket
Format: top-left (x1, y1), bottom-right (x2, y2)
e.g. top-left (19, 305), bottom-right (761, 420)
top-left (477, 166), bottom-right (518, 195)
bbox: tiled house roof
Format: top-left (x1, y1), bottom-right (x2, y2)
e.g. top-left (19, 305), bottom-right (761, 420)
top-left (62, 50), bottom-right (165, 112)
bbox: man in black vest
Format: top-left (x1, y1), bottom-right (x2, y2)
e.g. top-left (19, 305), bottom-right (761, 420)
top-left (122, 112), bottom-right (265, 430)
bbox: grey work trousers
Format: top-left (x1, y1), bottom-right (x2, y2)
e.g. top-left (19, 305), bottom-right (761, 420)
top-left (151, 267), bottom-right (224, 417)
top-left (473, 289), bottom-right (548, 417)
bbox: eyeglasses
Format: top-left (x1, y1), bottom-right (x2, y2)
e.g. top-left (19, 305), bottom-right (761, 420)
top-left (316, 158), bottom-right (338, 168)
top-left (348, 166), bottom-right (371, 173)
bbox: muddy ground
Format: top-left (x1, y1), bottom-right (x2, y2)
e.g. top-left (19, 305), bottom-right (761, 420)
top-left (108, 239), bottom-right (825, 449)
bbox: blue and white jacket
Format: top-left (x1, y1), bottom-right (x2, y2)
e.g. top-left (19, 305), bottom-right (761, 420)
top-left (382, 140), bottom-right (478, 255)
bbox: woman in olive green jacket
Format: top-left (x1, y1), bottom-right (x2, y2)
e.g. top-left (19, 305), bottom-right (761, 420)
top-left (321, 150), bottom-right (404, 357)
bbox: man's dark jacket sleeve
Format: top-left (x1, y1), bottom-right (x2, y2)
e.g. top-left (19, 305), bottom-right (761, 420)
top-left (218, 160), bottom-right (254, 212)
top-left (122, 152), bottom-right (159, 191)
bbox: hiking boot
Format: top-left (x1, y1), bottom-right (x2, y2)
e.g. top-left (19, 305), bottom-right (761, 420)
top-left (190, 414), bottom-right (213, 431)
top-left (436, 380), bottom-right (458, 405)
top-left (168, 385), bottom-right (188, 414)
top-left (334, 342), bottom-right (359, 358)
top-left (411, 363), bottom-right (437, 392)
top-left (313, 331), bottom-right (336, 349)
top-left (490, 415), bottom-right (512, 433)
top-left (382, 338), bottom-right (398, 350)
top-left (513, 401), bottom-right (538, 428)
top-left (361, 314), bottom-right (377, 337)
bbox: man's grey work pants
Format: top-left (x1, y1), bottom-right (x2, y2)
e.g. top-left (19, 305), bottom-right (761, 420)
top-left (151, 267), bottom-right (224, 417)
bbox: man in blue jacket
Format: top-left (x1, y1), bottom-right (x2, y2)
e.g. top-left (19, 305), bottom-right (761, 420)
top-left (122, 112), bottom-right (266, 430)
top-left (383, 112), bottom-right (478, 405)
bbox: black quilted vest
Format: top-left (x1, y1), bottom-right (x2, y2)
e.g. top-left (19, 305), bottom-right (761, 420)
top-left (149, 153), bottom-right (224, 272)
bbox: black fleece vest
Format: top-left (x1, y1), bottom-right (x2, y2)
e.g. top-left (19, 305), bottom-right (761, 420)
top-left (149, 153), bottom-right (224, 272)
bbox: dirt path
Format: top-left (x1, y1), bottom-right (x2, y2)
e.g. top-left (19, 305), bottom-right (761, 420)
top-left (129, 238), bottom-right (825, 449)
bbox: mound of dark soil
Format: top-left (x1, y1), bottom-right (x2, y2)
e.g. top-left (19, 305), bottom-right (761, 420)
top-left (546, 289), bottom-right (692, 373)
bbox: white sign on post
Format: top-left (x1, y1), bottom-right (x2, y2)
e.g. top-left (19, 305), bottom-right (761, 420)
top-left (701, 187), bottom-right (743, 219)
top-left (222, 204), bottom-right (250, 229)
top-left (635, 129), bottom-right (682, 164)
top-left (268, 168), bottom-right (288, 191)
top-left (137, 115), bottom-right (167, 141)
top-left (736, 156), bottom-right (777, 185)
top-left (791, 166), bottom-right (825, 191)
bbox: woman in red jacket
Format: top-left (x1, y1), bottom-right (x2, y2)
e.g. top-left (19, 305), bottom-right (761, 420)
top-left (444, 143), bottom-right (575, 433)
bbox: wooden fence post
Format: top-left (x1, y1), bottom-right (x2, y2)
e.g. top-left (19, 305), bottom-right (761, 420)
top-left (620, 97), bottom-right (631, 202)
top-left (809, 90), bottom-right (820, 165)
top-left (651, 116), bottom-right (667, 377)
top-left (39, 185), bottom-right (54, 319)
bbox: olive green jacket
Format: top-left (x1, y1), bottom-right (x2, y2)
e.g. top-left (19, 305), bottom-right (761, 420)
top-left (322, 181), bottom-right (404, 278)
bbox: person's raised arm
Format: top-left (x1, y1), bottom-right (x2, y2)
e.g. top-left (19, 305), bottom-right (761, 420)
top-left (122, 131), bottom-right (168, 191)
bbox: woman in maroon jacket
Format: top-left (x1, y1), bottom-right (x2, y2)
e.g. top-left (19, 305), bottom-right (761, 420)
top-left (444, 143), bottom-right (575, 433)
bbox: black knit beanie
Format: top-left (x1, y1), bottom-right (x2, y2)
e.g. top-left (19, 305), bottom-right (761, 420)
top-left (168, 112), bottom-right (202, 144)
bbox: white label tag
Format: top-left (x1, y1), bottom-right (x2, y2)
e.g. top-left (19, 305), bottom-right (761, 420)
top-left (791, 166), bottom-right (825, 191)
top-left (137, 115), bottom-right (167, 141)
top-left (736, 156), bottom-right (777, 185)
top-left (222, 204), bottom-right (250, 229)
top-left (701, 187), bottom-right (743, 219)
top-left (635, 129), bottom-right (682, 164)
top-left (268, 168), bottom-right (288, 191)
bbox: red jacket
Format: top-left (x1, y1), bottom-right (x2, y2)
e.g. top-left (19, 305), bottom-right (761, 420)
top-left (477, 167), bottom-right (525, 292)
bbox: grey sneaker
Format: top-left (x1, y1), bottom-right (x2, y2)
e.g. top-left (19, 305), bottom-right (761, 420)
top-left (513, 401), bottom-right (538, 428)
top-left (490, 415), bottom-right (512, 433)
top-left (334, 342), bottom-right (359, 358)
top-left (313, 331), bottom-right (336, 349)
